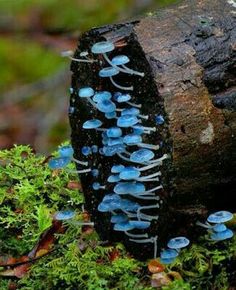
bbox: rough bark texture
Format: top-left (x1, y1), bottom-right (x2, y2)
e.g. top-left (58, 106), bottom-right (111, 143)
top-left (69, 0), bottom-right (236, 260)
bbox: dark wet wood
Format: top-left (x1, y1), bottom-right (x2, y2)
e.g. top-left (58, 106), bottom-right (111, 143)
top-left (69, 0), bottom-right (236, 259)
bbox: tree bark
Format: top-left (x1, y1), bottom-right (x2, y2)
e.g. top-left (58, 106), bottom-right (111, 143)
top-left (69, 0), bottom-right (236, 259)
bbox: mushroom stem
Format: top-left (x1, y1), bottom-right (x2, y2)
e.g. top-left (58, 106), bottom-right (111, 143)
top-left (196, 221), bottom-right (212, 229)
top-left (137, 204), bottom-right (160, 221)
top-left (149, 154), bottom-right (169, 164)
top-left (71, 157), bottom-right (88, 166)
top-left (87, 97), bottom-right (98, 108)
top-left (138, 143), bottom-right (160, 150)
top-left (139, 171), bottom-right (162, 179)
top-left (127, 102), bottom-right (142, 108)
top-left (136, 178), bottom-right (160, 182)
top-left (117, 153), bottom-right (132, 162)
top-left (70, 56), bottom-right (96, 63)
top-left (138, 164), bottom-right (161, 172)
top-left (109, 77), bottom-right (134, 91)
top-left (122, 210), bottom-right (137, 218)
top-left (125, 231), bottom-right (148, 238)
top-left (121, 64), bottom-right (145, 77)
top-left (133, 125), bottom-right (156, 132)
top-left (68, 168), bottom-right (91, 174)
top-left (139, 213), bottom-right (159, 221)
top-left (130, 194), bottom-right (160, 201)
top-left (144, 185), bottom-right (163, 194)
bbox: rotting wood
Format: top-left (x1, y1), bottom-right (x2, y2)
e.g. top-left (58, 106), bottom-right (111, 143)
top-left (69, 0), bottom-right (236, 259)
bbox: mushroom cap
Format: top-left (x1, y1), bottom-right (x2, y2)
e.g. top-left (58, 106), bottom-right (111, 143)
top-left (212, 223), bottom-right (227, 233)
top-left (132, 125), bottom-right (145, 135)
top-left (83, 119), bottom-right (103, 129)
top-left (210, 228), bottom-right (233, 241)
top-left (91, 169), bottom-right (99, 177)
top-left (54, 210), bottom-right (75, 221)
top-left (160, 249), bottom-right (179, 259)
top-left (92, 182), bottom-right (101, 190)
top-left (155, 114), bottom-right (165, 125)
top-left (119, 167), bottom-right (141, 180)
top-left (107, 137), bottom-right (123, 146)
top-left (116, 93), bottom-right (131, 103)
top-left (167, 237), bottom-right (190, 249)
top-left (119, 199), bottom-right (140, 211)
top-left (97, 99), bottom-right (116, 113)
top-left (114, 221), bottom-right (134, 231)
top-left (105, 111), bottom-right (117, 119)
top-left (111, 164), bottom-right (125, 173)
top-left (123, 134), bottom-right (142, 145)
top-left (81, 146), bottom-right (91, 156)
top-left (130, 149), bottom-right (155, 163)
top-left (98, 201), bottom-right (120, 212)
top-left (103, 193), bottom-right (121, 203)
top-left (107, 174), bottom-right (121, 183)
top-left (91, 41), bottom-right (115, 54)
top-left (117, 114), bottom-right (139, 128)
top-left (78, 87), bottom-right (94, 98)
top-left (93, 91), bottom-right (112, 102)
top-left (111, 55), bottom-right (130, 65)
top-left (107, 127), bottom-right (122, 138)
top-left (111, 214), bottom-right (129, 224)
top-left (48, 157), bottom-right (71, 169)
top-left (160, 257), bottom-right (176, 265)
top-left (121, 108), bottom-right (140, 116)
top-left (102, 144), bottom-right (126, 156)
top-left (114, 182), bottom-right (145, 195)
top-left (99, 67), bottom-right (119, 78)
top-left (58, 145), bottom-right (74, 158)
top-left (129, 220), bottom-right (151, 229)
top-left (91, 145), bottom-right (98, 153)
top-left (207, 211), bottom-right (233, 224)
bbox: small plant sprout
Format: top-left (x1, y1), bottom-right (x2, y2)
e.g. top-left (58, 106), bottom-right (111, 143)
top-left (78, 87), bottom-right (97, 108)
top-left (99, 67), bottom-right (133, 91)
top-left (61, 49), bottom-right (97, 63)
top-left (111, 55), bottom-right (144, 77)
top-left (113, 92), bottom-right (141, 108)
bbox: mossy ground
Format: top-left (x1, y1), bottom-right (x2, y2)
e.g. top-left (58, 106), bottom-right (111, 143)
top-left (0, 145), bottom-right (235, 289)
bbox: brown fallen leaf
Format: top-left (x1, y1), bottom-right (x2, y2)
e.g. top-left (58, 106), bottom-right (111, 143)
top-left (148, 259), bottom-right (165, 274)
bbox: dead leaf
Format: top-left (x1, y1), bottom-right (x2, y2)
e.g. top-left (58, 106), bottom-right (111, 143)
top-left (148, 259), bottom-right (165, 274)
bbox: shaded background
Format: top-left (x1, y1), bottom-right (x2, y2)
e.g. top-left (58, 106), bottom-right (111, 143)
top-left (0, 0), bottom-right (177, 153)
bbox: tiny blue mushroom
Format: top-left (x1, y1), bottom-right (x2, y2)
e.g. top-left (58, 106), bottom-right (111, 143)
top-left (107, 174), bottom-right (121, 183)
top-left (114, 221), bottom-right (135, 232)
top-left (119, 167), bottom-right (141, 180)
top-left (78, 87), bottom-right (97, 108)
top-left (155, 114), bottom-right (165, 125)
top-left (48, 157), bottom-right (71, 170)
top-left (102, 193), bottom-right (121, 203)
top-left (97, 99), bottom-right (116, 113)
top-left (212, 223), bottom-right (227, 232)
top-left (130, 149), bottom-right (155, 164)
top-left (113, 92), bottom-right (141, 108)
top-left (106, 127), bottom-right (122, 138)
top-left (167, 237), bottom-right (190, 250)
top-left (105, 112), bottom-right (117, 119)
top-left (210, 229), bottom-right (234, 241)
top-left (123, 134), bottom-right (159, 150)
top-left (114, 182), bottom-right (145, 195)
top-left (160, 249), bottom-right (179, 260)
top-left (58, 145), bottom-right (88, 166)
top-left (111, 214), bottom-right (129, 224)
top-left (111, 55), bottom-right (144, 77)
top-left (207, 211), bottom-right (233, 224)
top-left (99, 67), bottom-right (133, 91)
top-left (129, 220), bottom-right (151, 229)
top-left (121, 107), bottom-right (148, 120)
top-left (61, 50), bottom-right (96, 63)
top-left (93, 91), bottom-right (112, 102)
top-left (107, 137), bottom-right (123, 146)
top-left (82, 119), bottom-right (105, 131)
top-left (119, 199), bottom-right (140, 212)
top-left (91, 169), bottom-right (99, 177)
top-left (91, 145), bottom-right (98, 153)
top-left (54, 210), bottom-right (75, 221)
top-left (117, 114), bottom-right (140, 128)
top-left (102, 144), bottom-right (126, 156)
top-left (81, 146), bottom-right (91, 156)
top-left (92, 182), bottom-right (106, 190)
top-left (111, 164), bottom-right (125, 173)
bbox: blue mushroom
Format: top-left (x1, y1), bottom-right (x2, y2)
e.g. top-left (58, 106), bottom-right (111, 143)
top-left (111, 164), bottom-right (125, 173)
top-left (114, 92), bottom-right (141, 108)
top-left (54, 210), bottom-right (76, 221)
top-left (117, 114), bottom-right (140, 128)
top-left (210, 228), bottom-right (234, 241)
top-left (111, 214), bottom-right (129, 224)
top-left (167, 237), bottom-right (190, 250)
top-left (97, 99), bottom-right (116, 113)
top-left (207, 211), bottom-right (233, 224)
top-left (106, 127), bottom-right (122, 138)
top-left (111, 55), bottom-right (144, 77)
top-left (78, 87), bottom-right (97, 108)
top-left (93, 91), bottom-right (112, 103)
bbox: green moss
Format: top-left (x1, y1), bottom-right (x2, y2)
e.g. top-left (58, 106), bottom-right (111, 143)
top-left (0, 145), bottom-right (235, 289)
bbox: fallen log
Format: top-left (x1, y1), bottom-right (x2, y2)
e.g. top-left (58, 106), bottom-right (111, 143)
top-left (69, 0), bottom-right (236, 259)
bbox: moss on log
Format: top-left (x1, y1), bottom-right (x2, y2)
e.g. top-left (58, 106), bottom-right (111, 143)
top-left (69, 0), bottom-right (236, 259)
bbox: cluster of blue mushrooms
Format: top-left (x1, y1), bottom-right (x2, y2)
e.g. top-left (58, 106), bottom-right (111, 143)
top-left (69, 40), bottom-right (170, 258)
top-left (197, 210), bottom-right (234, 241)
top-left (160, 236), bottom-right (190, 264)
